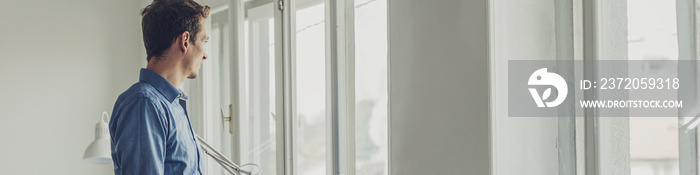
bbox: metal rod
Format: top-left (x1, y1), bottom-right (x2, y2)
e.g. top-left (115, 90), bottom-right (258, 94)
top-left (196, 135), bottom-right (253, 175)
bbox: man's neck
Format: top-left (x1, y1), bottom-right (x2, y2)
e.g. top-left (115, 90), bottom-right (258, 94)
top-left (146, 60), bottom-right (184, 89)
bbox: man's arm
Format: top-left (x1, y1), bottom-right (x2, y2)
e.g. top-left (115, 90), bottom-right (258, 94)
top-left (109, 97), bottom-right (169, 175)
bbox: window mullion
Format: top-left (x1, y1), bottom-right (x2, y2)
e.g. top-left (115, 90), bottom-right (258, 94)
top-left (326, 0), bottom-right (358, 174)
top-left (582, 0), bottom-right (599, 174)
top-left (276, 0), bottom-right (295, 174)
top-left (229, 0), bottom-right (244, 167)
top-left (677, 0), bottom-right (699, 174)
top-left (325, 0), bottom-right (357, 175)
top-left (342, 0), bottom-right (356, 174)
top-left (326, 0), bottom-right (341, 174)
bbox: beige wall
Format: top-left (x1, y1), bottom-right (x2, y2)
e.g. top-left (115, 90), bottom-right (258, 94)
top-left (0, 1), bottom-right (143, 174)
top-left (388, 0), bottom-right (491, 174)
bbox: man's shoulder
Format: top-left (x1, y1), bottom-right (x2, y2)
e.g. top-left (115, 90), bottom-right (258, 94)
top-left (115, 82), bottom-right (164, 105)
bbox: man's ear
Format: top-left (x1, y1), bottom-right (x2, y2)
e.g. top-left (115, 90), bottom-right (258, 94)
top-left (179, 31), bottom-right (191, 53)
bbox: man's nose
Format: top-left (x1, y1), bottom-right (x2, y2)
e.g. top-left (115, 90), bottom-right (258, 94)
top-left (203, 53), bottom-right (208, 60)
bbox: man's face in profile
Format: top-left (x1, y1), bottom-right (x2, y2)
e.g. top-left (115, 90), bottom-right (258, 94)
top-left (184, 18), bottom-right (208, 79)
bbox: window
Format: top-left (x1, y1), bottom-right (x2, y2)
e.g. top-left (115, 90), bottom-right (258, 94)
top-left (184, 6), bottom-right (237, 175)
top-left (189, 0), bottom-right (388, 175)
top-left (202, 7), bottom-right (235, 175)
top-left (240, 2), bottom-right (278, 175)
top-left (493, 0), bottom-right (698, 174)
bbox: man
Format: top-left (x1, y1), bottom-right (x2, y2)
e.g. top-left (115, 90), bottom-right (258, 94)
top-left (109, 0), bottom-right (210, 174)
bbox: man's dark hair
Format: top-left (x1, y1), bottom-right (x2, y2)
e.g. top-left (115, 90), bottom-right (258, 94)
top-left (141, 0), bottom-right (210, 62)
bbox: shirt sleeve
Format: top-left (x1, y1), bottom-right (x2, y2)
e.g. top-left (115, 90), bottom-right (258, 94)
top-left (109, 97), bottom-right (169, 175)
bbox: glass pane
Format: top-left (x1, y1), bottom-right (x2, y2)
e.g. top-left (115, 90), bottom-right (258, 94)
top-left (240, 2), bottom-right (277, 175)
top-left (354, 0), bottom-right (388, 174)
top-left (627, 0), bottom-right (679, 174)
top-left (295, 3), bottom-right (327, 175)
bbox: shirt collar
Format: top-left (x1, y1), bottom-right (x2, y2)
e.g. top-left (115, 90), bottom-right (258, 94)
top-left (179, 89), bottom-right (189, 101)
top-left (139, 68), bottom-right (184, 102)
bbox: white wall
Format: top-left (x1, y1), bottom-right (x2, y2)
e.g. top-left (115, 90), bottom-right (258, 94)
top-left (388, 0), bottom-right (490, 174)
top-left (0, 1), bottom-right (143, 174)
top-left (597, 0), bottom-right (630, 174)
top-left (491, 0), bottom-right (561, 174)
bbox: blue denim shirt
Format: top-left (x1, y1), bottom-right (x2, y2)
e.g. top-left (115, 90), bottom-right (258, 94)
top-left (109, 68), bottom-right (203, 175)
